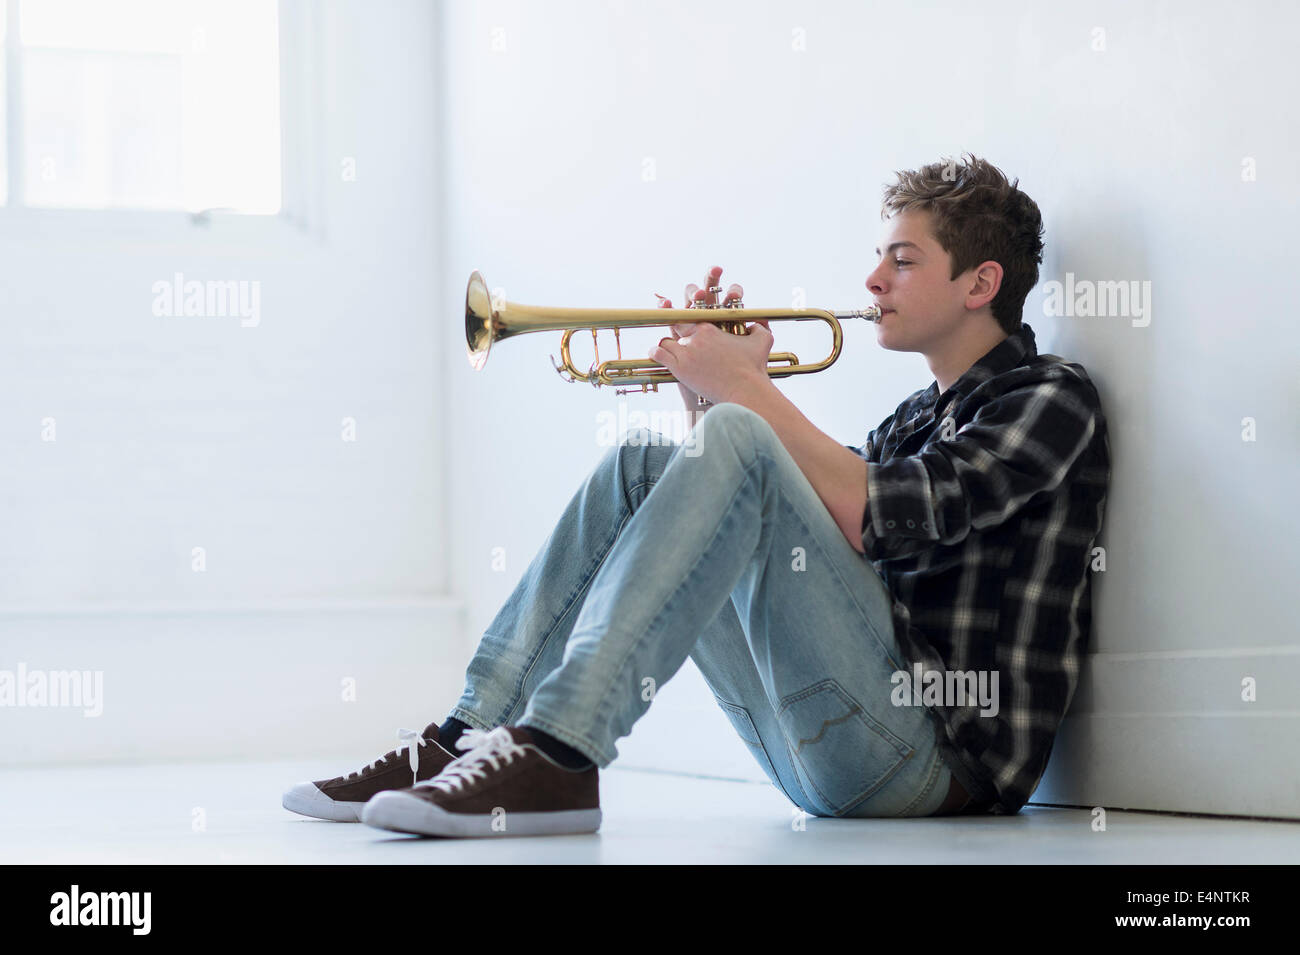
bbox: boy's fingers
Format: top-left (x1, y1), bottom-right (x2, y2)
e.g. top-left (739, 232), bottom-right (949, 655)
top-left (704, 266), bottom-right (722, 306)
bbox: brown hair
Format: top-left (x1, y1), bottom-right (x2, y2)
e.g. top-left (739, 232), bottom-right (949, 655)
top-left (881, 153), bottom-right (1044, 334)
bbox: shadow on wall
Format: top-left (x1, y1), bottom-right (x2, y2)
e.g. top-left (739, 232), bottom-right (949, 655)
top-left (1039, 191), bottom-right (1152, 656)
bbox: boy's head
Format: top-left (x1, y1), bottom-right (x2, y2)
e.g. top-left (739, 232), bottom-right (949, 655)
top-left (867, 153), bottom-right (1044, 353)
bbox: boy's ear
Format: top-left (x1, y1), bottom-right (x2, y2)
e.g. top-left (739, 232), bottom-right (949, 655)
top-left (966, 260), bottom-right (1004, 309)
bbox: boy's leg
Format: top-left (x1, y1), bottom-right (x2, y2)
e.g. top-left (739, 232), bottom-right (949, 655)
top-left (445, 433), bottom-right (685, 734)
top-left (517, 402), bottom-right (956, 817)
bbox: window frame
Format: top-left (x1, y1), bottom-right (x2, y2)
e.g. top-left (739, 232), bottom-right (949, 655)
top-left (0, 0), bottom-right (325, 252)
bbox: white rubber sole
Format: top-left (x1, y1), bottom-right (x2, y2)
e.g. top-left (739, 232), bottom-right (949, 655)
top-left (282, 782), bottom-right (368, 822)
top-left (361, 790), bottom-right (601, 838)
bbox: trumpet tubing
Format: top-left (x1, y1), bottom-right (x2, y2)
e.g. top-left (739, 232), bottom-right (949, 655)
top-left (465, 270), bottom-right (880, 394)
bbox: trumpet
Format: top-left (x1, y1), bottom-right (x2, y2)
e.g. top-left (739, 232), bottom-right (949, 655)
top-left (465, 270), bottom-right (881, 396)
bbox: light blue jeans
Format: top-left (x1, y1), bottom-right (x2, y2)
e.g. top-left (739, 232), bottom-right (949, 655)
top-left (448, 402), bottom-right (955, 817)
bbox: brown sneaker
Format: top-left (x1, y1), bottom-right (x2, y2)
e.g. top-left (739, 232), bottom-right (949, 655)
top-left (361, 726), bottom-right (601, 837)
top-left (282, 721), bottom-right (459, 822)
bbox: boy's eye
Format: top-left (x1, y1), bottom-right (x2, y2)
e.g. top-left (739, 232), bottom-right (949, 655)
top-left (894, 259), bottom-right (912, 267)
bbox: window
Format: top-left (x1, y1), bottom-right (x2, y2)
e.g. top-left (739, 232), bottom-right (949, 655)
top-left (3, 0), bottom-right (281, 214)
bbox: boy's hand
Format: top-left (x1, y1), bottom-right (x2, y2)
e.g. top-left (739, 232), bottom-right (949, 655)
top-left (654, 265), bottom-right (748, 410)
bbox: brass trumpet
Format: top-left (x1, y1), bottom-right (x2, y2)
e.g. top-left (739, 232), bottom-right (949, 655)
top-left (465, 270), bottom-right (881, 396)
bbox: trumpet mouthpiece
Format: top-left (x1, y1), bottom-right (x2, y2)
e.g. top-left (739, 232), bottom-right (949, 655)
top-left (834, 306), bottom-right (883, 323)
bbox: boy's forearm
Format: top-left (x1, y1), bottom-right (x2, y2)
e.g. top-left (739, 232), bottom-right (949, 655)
top-left (724, 377), bottom-right (869, 555)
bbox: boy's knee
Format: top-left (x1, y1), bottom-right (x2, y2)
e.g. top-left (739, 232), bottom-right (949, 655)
top-left (695, 402), bottom-right (772, 452)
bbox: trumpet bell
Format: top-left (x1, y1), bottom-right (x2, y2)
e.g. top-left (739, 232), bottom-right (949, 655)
top-left (466, 269), bottom-right (495, 371)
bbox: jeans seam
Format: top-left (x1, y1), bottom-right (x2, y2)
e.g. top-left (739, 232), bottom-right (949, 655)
top-left (713, 695), bottom-right (808, 810)
top-left (625, 479), bottom-right (656, 503)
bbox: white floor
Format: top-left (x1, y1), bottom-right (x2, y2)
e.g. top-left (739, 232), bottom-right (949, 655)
top-left (2, 759), bottom-right (1298, 864)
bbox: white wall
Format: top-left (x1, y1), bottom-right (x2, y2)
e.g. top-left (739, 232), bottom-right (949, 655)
top-left (1, 0), bottom-right (462, 764)
top-left (439, 0), bottom-right (1300, 813)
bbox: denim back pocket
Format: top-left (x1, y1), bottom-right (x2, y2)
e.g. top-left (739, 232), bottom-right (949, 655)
top-left (776, 679), bottom-right (914, 816)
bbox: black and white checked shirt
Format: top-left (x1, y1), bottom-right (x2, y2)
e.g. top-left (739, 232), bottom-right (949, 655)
top-left (847, 323), bottom-right (1110, 814)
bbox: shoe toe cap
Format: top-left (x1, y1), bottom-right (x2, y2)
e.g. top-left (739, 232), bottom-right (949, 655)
top-left (283, 781), bottom-right (324, 803)
top-left (283, 781), bottom-right (359, 821)
top-left (360, 789), bottom-right (421, 827)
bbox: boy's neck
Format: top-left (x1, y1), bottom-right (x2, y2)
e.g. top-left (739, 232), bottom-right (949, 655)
top-left (925, 319), bottom-right (1011, 396)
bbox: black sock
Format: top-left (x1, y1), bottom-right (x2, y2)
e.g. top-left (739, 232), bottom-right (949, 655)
top-left (525, 728), bottom-right (594, 770)
top-left (438, 717), bottom-right (471, 752)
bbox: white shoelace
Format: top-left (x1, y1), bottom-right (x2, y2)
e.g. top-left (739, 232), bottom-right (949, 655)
top-left (344, 727), bottom-right (430, 786)
top-left (412, 726), bottom-right (525, 794)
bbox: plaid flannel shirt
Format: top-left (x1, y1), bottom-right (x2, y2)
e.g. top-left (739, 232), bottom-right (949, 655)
top-left (847, 323), bottom-right (1110, 814)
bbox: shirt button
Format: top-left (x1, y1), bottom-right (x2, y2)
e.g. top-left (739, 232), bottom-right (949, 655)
top-left (922, 521), bottom-right (931, 530)
top-left (906, 519), bottom-right (915, 528)
top-left (885, 520), bottom-right (896, 529)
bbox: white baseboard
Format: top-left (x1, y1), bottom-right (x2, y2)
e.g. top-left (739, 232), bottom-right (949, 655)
top-left (0, 600), bottom-right (472, 766)
top-left (1033, 646), bottom-right (1300, 819)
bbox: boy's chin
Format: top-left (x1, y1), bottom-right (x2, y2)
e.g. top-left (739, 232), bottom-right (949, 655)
top-left (874, 327), bottom-right (909, 352)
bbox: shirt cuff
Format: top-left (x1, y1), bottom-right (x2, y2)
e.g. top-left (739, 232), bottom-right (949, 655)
top-left (861, 459), bottom-right (940, 556)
